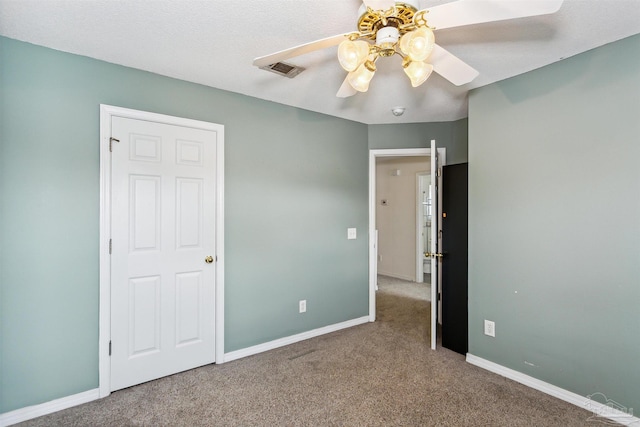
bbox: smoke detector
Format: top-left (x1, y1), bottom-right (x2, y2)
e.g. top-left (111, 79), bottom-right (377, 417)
top-left (391, 107), bottom-right (406, 116)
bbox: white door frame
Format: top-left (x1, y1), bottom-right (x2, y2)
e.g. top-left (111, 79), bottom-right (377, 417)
top-left (98, 104), bottom-right (225, 397)
top-left (369, 147), bottom-right (445, 347)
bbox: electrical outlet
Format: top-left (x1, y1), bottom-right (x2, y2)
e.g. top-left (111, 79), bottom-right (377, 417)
top-left (484, 320), bottom-right (495, 337)
top-left (299, 300), bottom-right (306, 313)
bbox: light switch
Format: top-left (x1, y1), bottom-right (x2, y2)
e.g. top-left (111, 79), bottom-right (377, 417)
top-left (347, 228), bottom-right (357, 240)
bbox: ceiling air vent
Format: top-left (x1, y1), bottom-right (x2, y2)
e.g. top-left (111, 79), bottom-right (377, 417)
top-left (260, 62), bottom-right (305, 78)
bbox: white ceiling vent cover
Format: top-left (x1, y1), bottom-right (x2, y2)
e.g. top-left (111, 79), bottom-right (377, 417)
top-left (260, 62), bottom-right (305, 78)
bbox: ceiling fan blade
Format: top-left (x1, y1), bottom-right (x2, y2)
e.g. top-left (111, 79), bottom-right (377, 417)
top-left (253, 33), bottom-right (353, 68)
top-left (423, 0), bottom-right (564, 31)
top-left (336, 77), bottom-right (357, 98)
top-left (430, 44), bottom-right (479, 86)
top-left (362, 0), bottom-right (396, 10)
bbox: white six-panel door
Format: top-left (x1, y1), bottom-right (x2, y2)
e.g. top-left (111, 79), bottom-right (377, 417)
top-left (110, 116), bottom-right (217, 391)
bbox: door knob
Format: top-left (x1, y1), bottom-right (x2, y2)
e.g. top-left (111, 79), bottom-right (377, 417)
top-left (205, 255), bottom-right (214, 264)
top-left (424, 252), bottom-right (444, 258)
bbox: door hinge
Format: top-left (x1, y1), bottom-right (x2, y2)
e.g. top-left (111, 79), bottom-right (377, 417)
top-left (109, 340), bottom-right (112, 356)
top-left (109, 239), bottom-right (112, 254)
top-left (109, 137), bottom-right (120, 152)
top-left (437, 167), bottom-right (442, 177)
top-left (438, 293), bottom-right (442, 301)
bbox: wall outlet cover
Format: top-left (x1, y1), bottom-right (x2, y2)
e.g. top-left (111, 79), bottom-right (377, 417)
top-left (484, 320), bottom-right (495, 337)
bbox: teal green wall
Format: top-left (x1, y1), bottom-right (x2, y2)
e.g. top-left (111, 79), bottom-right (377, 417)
top-left (368, 119), bottom-right (468, 164)
top-left (0, 37), bottom-right (368, 413)
top-left (468, 34), bottom-right (640, 411)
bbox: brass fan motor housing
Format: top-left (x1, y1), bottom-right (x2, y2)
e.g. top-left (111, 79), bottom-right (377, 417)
top-left (357, 2), bottom-right (418, 39)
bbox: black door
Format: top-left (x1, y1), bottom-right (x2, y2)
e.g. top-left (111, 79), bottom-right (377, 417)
top-left (441, 163), bottom-right (468, 355)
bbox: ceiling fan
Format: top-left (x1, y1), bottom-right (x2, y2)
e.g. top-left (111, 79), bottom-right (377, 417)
top-left (253, 0), bottom-right (564, 98)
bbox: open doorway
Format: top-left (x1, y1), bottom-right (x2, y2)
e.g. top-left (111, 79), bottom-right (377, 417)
top-left (375, 157), bottom-right (432, 343)
top-left (369, 146), bottom-right (445, 350)
top-left (375, 156), bottom-right (429, 283)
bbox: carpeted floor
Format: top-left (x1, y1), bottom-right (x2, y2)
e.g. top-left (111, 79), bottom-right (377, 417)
top-left (18, 276), bottom-right (597, 426)
top-left (377, 275), bottom-right (431, 302)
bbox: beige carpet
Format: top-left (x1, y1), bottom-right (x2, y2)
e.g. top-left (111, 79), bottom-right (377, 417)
top-left (18, 276), bottom-right (597, 426)
top-left (377, 275), bottom-right (431, 302)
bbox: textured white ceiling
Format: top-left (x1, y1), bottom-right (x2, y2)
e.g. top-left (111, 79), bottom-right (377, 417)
top-left (1, 0), bottom-right (639, 124)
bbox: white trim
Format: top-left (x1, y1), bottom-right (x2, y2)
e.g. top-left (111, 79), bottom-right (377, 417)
top-left (0, 389), bottom-right (100, 427)
top-left (98, 105), bottom-right (112, 398)
top-left (368, 147), bottom-right (446, 338)
top-left (223, 316), bottom-right (370, 363)
top-left (98, 104), bottom-right (225, 395)
top-left (466, 354), bottom-right (640, 426)
top-left (214, 125), bottom-right (225, 364)
top-left (368, 152), bottom-right (378, 322)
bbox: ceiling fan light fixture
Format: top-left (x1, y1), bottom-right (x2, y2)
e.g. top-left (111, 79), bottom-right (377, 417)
top-left (338, 40), bottom-right (370, 72)
top-left (399, 26), bottom-right (435, 62)
top-left (255, 0), bottom-right (565, 99)
top-left (403, 58), bottom-right (433, 87)
top-left (348, 60), bottom-right (377, 92)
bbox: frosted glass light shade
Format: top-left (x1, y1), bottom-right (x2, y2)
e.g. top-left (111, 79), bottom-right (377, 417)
top-left (403, 60), bottom-right (433, 87)
top-left (338, 40), bottom-right (370, 72)
top-left (399, 27), bottom-right (435, 62)
top-left (347, 61), bottom-right (376, 92)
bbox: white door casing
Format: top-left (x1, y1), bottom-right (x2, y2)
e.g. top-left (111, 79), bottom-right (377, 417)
top-left (99, 105), bottom-right (225, 396)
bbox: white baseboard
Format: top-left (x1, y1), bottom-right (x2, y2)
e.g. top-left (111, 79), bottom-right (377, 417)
top-left (223, 316), bottom-right (370, 363)
top-left (466, 354), bottom-right (639, 426)
top-left (0, 388), bottom-right (100, 427)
